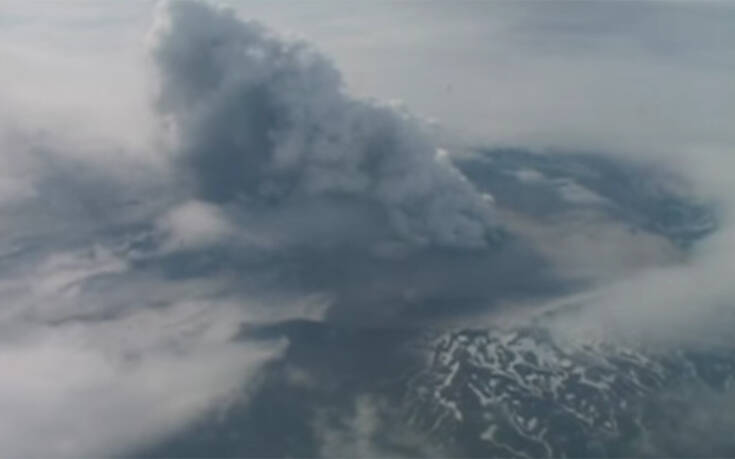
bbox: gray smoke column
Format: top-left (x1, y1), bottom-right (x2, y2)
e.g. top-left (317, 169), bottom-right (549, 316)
top-left (149, 0), bottom-right (496, 248)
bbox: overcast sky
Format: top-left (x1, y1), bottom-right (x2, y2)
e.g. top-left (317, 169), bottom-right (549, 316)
top-left (3, 1), bottom-right (735, 156)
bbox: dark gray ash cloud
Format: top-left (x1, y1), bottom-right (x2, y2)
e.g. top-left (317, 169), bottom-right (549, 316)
top-left (150, 0), bottom-right (497, 249)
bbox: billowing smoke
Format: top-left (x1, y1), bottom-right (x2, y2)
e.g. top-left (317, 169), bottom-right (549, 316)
top-left (149, 0), bottom-right (496, 249)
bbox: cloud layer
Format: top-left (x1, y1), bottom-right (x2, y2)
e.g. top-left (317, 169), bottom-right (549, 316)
top-left (0, 0), bottom-right (733, 456)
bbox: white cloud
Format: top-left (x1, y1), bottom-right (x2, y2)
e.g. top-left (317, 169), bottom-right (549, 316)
top-left (0, 240), bottom-right (289, 457)
top-left (156, 200), bottom-right (233, 250)
top-left (0, 317), bottom-right (284, 458)
top-left (548, 222), bottom-right (735, 348)
top-left (315, 395), bottom-right (446, 458)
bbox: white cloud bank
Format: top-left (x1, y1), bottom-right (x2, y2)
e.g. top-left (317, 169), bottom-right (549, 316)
top-left (0, 244), bottom-right (287, 458)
